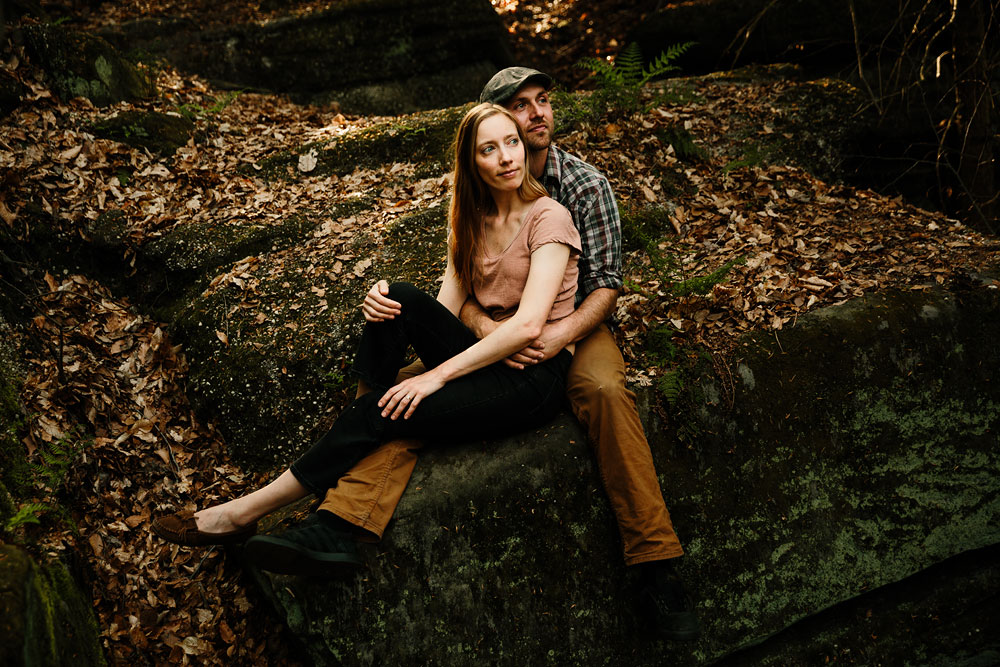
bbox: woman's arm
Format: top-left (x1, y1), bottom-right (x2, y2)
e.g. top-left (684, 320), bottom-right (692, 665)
top-left (435, 255), bottom-right (468, 317)
top-left (362, 254), bottom-right (467, 323)
top-left (379, 241), bottom-right (571, 419)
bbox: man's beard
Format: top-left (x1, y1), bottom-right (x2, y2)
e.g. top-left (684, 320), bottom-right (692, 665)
top-left (524, 123), bottom-right (552, 152)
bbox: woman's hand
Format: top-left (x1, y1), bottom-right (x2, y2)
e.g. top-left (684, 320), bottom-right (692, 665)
top-left (378, 370), bottom-right (447, 420)
top-left (362, 280), bottom-right (402, 322)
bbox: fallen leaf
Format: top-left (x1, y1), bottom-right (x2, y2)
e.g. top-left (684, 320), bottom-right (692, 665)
top-left (298, 150), bottom-right (318, 173)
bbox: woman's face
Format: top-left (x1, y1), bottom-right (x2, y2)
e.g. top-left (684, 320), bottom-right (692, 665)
top-left (473, 114), bottom-right (525, 195)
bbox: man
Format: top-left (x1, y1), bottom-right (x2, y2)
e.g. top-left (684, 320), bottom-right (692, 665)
top-left (245, 67), bottom-right (699, 641)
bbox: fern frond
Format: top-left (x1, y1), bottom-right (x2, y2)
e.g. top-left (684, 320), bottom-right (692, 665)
top-left (4, 502), bottom-right (52, 531)
top-left (658, 371), bottom-right (684, 406)
top-left (671, 255), bottom-right (746, 297)
top-left (576, 57), bottom-right (625, 87)
top-left (640, 41), bottom-right (696, 86)
top-left (616, 43), bottom-right (645, 87)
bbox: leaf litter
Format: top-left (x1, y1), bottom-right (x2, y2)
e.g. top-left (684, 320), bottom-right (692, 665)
top-left (1, 12), bottom-right (998, 667)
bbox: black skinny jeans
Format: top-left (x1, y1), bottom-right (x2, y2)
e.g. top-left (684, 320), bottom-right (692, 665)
top-left (290, 282), bottom-right (572, 496)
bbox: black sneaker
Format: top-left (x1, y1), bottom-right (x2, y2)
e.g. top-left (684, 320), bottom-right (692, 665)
top-left (244, 513), bottom-right (363, 576)
top-left (638, 569), bottom-right (701, 641)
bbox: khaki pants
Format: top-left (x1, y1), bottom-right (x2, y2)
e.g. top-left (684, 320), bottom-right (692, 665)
top-left (318, 324), bottom-right (684, 565)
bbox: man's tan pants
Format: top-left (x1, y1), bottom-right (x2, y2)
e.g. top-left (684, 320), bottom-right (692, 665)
top-left (318, 324), bottom-right (684, 565)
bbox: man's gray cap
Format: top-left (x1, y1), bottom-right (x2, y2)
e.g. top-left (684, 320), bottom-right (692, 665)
top-left (480, 67), bottom-right (554, 105)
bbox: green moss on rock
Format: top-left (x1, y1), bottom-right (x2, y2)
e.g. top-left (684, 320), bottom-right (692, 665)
top-left (250, 280), bottom-right (999, 665)
top-left (91, 110), bottom-right (194, 156)
top-left (173, 203), bottom-right (447, 469)
top-left (0, 545), bottom-right (106, 667)
top-left (254, 105), bottom-right (469, 181)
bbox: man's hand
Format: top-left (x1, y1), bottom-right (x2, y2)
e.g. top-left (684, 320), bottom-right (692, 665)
top-left (504, 318), bottom-right (574, 369)
top-left (362, 280), bottom-right (402, 322)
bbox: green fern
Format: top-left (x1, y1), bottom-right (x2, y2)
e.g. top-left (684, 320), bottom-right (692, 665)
top-left (30, 430), bottom-right (88, 493)
top-left (640, 42), bottom-right (694, 86)
top-left (657, 370), bottom-right (684, 406)
top-left (4, 502), bottom-right (53, 531)
top-left (616, 43), bottom-right (645, 86)
top-left (670, 256), bottom-right (747, 297)
top-left (575, 42), bottom-right (695, 119)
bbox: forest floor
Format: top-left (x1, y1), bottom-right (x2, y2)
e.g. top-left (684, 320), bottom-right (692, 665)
top-left (4, 2), bottom-right (999, 666)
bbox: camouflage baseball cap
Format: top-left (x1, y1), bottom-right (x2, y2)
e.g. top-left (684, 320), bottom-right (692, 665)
top-left (480, 67), bottom-right (554, 105)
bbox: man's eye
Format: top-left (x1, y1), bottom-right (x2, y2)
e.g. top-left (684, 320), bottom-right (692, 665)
top-left (538, 96), bottom-right (549, 105)
top-left (515, 102), bottom-right (526, 110)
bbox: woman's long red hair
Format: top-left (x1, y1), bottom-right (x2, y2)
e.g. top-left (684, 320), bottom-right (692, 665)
top-left (449, 103), bottom-right (547, 293)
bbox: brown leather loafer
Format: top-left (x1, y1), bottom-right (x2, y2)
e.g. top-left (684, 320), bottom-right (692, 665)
top-left (151, 510), bottom-right (257, 547)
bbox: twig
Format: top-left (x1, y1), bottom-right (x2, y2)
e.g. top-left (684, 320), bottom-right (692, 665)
top-left (723, 0), bottom-right (782, 69)
top-left (711, 350), bottom-right (736, 411)
top-left (152, 423), bottom-right (182, 479)
top-left (849, 0), bottom-right (881, 112)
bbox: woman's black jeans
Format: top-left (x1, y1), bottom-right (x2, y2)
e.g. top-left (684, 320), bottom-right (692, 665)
top-left (290, 282), bottom-right (572, 496)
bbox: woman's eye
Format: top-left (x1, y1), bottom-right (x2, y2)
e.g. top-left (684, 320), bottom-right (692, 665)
top-left (507, 137), bottom-right (519, 146)
top-left (481, 145), bottom-right (495, 154)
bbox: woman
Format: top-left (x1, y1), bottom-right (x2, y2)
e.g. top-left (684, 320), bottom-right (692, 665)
top-left (152, 104), bottom-right (581, 552)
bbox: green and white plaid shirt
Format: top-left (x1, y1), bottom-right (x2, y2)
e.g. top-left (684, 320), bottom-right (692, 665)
top-left (539, 144), bottom-right (623, 303)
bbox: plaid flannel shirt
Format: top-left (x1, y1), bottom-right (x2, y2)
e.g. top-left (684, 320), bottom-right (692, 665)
top-left (539, 144), bottom-right (623, 303)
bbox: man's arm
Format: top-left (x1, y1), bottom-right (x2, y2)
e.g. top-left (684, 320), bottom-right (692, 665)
top-left (459, 297), bottom-right (498, 339)
top-left (460, 286), bottom-right (617, 366)
top-left (463, 291), bottom-right (620, 342)
top-left (556, 286), bottom-right (618, 342)
top-left (505, 286), bottom-right (617, 368)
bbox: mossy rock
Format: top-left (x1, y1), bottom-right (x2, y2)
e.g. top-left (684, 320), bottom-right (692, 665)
top-left (709, 74), bottom-right (872, 183)
top-left (254, 104), bottom-right (469, 181)
top-left (253, 279), bottom-right (1000, 665)
top-left (96, 0), bottom-right (511, 114)
top-left (90, 110), bottom-right (194, 156)
top-left (172, 203), bottom-right (448, 470)
top-left (0, 545), bottom-right (106, 667)
top-left (765, 78), bottom-right (873, 182)
top-left (22, 24), bottom-right (155, 106)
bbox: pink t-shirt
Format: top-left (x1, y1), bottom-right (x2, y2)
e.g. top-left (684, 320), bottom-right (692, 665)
top-left (475, 197), bottom-right (581, 324)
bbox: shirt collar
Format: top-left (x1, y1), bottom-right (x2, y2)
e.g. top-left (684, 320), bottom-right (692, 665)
top-left (540, 144), bottom-right (561, 189)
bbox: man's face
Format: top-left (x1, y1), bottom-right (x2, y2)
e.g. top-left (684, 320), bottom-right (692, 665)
top-left (503, 83), bottom-right (554, 153)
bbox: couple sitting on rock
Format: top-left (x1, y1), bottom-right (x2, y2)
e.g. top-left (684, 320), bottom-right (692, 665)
top-left (153, 67), bottom-right (700, 641)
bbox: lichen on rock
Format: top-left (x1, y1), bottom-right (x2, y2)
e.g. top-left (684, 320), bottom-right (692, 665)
top-left (23, 24), bottom-right (155, 106)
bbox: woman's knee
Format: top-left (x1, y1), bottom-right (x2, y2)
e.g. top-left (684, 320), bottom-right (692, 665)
top-left (387, 281), bottom-right (421, 304)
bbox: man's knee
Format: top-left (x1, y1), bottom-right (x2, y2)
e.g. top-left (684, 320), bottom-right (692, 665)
top-left (567, 367), bottom-right (630, 411)
top-left (396, 360), bottom-right (426, 382)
